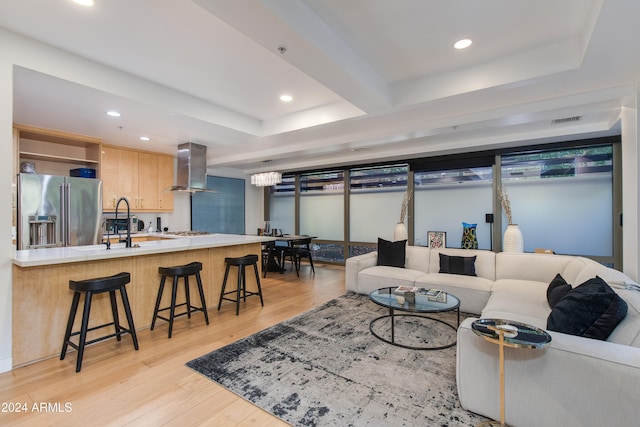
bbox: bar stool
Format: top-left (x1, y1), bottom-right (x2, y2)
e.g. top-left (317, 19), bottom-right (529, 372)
top-left (151, 261), bottom-right (209, 338)
top-left (60, 272), bottom-right (138, 372)
top-left (218, 254), bottom-right (264, 315)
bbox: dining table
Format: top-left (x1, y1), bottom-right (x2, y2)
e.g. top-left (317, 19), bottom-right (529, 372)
top-left (262, 235), bottom-right (316, 275)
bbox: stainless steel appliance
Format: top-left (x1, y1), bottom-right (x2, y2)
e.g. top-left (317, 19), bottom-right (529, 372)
top-left (103, 213), bottom-right (138, 235)
top-left (167, 142), bottom-right (217, 193)
top-left (163, 230), bottom-right (212, 236)
top-left (17, 173), bottom-right (103, 249)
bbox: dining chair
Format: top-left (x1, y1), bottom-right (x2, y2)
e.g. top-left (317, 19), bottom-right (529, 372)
top-left (261, 241), bottom-right (285, 277)
top-left (289, 237), bottom-right (315, 276)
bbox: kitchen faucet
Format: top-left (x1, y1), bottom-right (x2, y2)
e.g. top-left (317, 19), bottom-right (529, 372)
top-left (114, 197), bottom-right (132, 248)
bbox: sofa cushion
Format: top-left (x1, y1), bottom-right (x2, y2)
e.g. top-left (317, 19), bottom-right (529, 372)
top-left (607, 287), bottom-right (640, 347)
top-left (405, 245), bottom-right (430, 272)
top-left (439, 253), bottom-right (477, 276)
top-left (495, 252), bottom-right (574, 283)
top-left (416, 273), bottom-right (493, 315)
top-left (572, 257), bottom-right (634, 287)
top-left (357, 266), bottom-right (425, 295)
top-left (546, 274), bottom-right (572, 308)
top-left (377, 238), bottom-right (406, 268)
top-left (428, 248), bottom-right (496, 281)
top-left (547, 276), bottom-right (628, 340)
top-left (484, 279), bottom-right (551, 329)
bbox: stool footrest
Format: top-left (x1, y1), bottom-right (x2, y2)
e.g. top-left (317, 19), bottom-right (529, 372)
top-left (153, 306), bottom-right (207, 324)
top-left (64, 325), bottom-right (135, 350)
top-left (220, 290), bottom-right (262, 301)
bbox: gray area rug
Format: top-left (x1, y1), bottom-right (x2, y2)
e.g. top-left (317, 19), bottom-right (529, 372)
top-left (186, 293), bottom-right (486, 426)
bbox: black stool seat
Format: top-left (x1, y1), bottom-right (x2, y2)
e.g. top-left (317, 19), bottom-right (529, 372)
top-left (60, 272), bottom-right (138, 372)
top-left (151, 261), bottom-right (209, 338)
top-left (226, 254), bottom-right (259, 266)
top-left (218, 254), bottom-right (264, 315)
top-left (159, 262), bottom-right (202, 277)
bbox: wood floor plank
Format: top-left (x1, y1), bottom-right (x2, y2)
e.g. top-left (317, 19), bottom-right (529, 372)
top-left (0, 264), bottom-right (345, 426)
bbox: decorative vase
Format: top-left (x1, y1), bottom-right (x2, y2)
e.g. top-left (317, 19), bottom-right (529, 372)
top-left (503, 224), bottom-right (524, 252)
top-left (461, 222), bottom-right (478, 249)
top-left (393, 222), bottom-right (408, 241)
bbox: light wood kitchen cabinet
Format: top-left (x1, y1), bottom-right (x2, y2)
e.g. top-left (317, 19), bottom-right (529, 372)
top-left (102, 145), bottom-right (174, 212)
top-left (157, 154), bottom-right (174, 210)
top-left (15, 124), bottom-right (101, 177)
top-left (101, 146), bottom-right (139, 210)
top-left (138, 152), bottom-right (158, 210)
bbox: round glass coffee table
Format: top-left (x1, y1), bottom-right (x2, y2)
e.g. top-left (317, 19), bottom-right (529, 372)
top-left (368, 287), bottom-right (460, 350)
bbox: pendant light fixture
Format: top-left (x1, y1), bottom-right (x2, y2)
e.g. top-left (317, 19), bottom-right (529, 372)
top-left (251, 172), bottom-right (282, 187)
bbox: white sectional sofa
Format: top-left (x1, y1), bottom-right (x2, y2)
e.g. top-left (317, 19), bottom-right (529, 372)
top-left (345, 246), bottom-right (640, 427)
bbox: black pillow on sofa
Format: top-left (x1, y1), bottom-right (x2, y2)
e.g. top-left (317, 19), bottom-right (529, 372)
top-left (439, 253), bottom-right (477, 276)
top-left (547, 276), bottom-right (628, 341)
top-left (377, 238), bottom-right (406, 268)
top-left (546, 273), bottom-right (572, 308)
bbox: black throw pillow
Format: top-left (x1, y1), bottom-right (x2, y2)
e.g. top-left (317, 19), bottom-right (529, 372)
top-left (547, 276), bottom-right (628, 341)
top-left (546, 274), bottom-right (572, 308)
top-left (439, 253), bottom-right (477, 276)
top-left (377, 238), bottom-right (406, 268)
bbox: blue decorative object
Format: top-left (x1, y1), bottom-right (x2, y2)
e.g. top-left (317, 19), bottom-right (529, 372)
top-left (461, 222), bottom-right (478, 249)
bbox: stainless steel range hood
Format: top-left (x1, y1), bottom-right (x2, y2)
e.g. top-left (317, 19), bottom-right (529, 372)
top-left (167, 142), bottom-right (217, 193)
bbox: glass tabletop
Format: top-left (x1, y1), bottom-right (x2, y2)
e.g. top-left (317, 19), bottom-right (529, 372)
top-left (471, 318), bottom-right (552, 349)
top-left (369, 287), bottom-right (460, 313)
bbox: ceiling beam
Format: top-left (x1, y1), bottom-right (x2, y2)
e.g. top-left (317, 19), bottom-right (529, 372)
top-left (194, 0), bottom-right (391, 113)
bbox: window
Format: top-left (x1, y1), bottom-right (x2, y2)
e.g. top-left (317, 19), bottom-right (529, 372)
top-left (348, 165), bottom-right (408, 257)
top-left (269, 174), bottom-right (295, 235)
top-left (414, 167), bottom-right (493, 249)
top-left (300, 171), bottom-right (345, 262)
top-left (501, 146), bottom-right (613, 256)
top-left (264, 138), bottom-right (619, 267)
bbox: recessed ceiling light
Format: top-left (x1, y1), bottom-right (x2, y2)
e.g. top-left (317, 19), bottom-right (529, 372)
top-left (280, 94), bottom-right (293, 102)
top-left (454, 38), bottom-right (473, 50)
top-left (139, 136), bottom-right (150, 141)
top-left (72, 0), bottom-right (95, 6)
top-left (106, 111), bottom-right (121, 117)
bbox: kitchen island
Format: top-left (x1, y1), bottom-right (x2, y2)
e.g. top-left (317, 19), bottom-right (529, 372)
top-left (12, 233), bottom-right (275, 367)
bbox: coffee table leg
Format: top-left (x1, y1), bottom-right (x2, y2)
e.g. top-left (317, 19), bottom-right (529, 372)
top-left (389, 307), bottom-right (395, 343)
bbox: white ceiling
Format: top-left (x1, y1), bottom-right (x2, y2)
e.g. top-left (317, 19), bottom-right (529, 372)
top-left (2, 0), bottom-right (638, 174)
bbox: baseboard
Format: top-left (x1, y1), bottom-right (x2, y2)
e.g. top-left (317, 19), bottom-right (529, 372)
top-left (0, 356), bottom-right (12, 373)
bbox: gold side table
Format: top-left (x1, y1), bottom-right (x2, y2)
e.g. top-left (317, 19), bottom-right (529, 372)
top-left (471, 319), bottom-right (552, 427)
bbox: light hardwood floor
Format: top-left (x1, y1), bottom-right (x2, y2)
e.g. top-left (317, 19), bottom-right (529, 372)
top-left (0, 263), bottom-right (346, 426)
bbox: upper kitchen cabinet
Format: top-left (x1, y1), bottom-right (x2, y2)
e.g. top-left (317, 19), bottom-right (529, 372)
top-left (102, 145), bottom-right (174, 212)
top-left (102, 146), bottom-right (138, 210)
top-left (157, 154), bottom-right (174, 211)
top-left (15, 124), bottom-right (101, 177)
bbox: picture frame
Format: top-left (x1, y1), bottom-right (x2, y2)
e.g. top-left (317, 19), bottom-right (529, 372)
top-left (427, 231), bottom-right (446, 249)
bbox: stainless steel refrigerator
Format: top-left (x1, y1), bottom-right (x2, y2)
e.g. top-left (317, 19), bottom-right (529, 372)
top-left (17, 173), bottom-right (103, 249)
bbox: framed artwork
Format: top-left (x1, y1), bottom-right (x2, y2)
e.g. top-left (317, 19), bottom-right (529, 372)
top-left (427, 231), bottom-right (446, 249)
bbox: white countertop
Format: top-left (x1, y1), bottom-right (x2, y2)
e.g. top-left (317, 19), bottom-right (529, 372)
top-left (13, 233), bottom-right (276, 267)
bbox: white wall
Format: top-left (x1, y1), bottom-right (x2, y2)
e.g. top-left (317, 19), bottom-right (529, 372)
top-left (0, 39), bottom-right (14, 373)
top-left (622, 103), bottom-right (639, 280)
